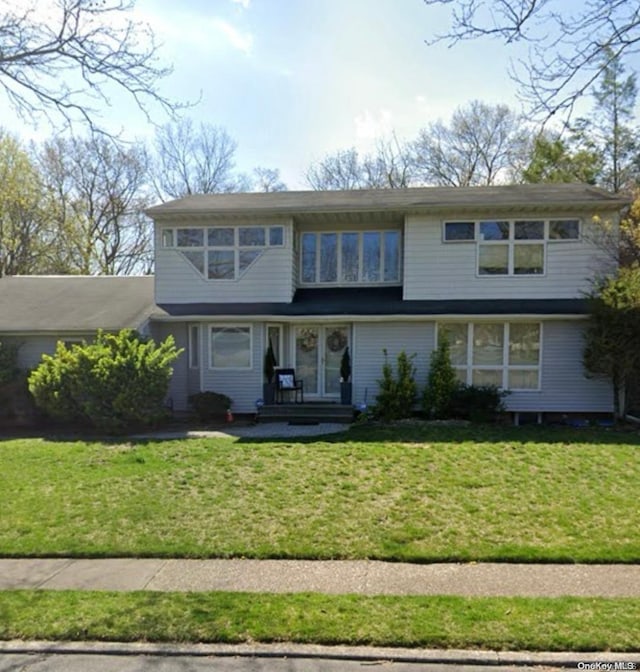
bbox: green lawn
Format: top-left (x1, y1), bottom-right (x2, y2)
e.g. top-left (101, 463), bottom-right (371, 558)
top-left (0, 591), bottom-right (639, 651)
top-left (1, 424), bottom-right (639, 562)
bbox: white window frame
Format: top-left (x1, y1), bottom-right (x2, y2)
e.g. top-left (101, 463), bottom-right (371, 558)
top-left (209, 324), bottom-right (253, 370)
top-left (436, 321), bottom-right (542, 392)
top-left (441, 218), bottom-right (582, 276)
top-left (162, 226), bottom-right (285, 281)
top-left (299, 229), bottom-right (402, 286)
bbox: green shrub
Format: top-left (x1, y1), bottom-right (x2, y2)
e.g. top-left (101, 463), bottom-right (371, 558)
top-left (423, 335), bottom-right (458, 419)
top-left (450, 384), bottom-right (508, 422)
top-left (188, 391), bottom-right (232, 422)
top-left (374, 349), bottom-right (417, 421)
top-left (0, 340), bottom-right (20, 385)
top-left (28, 329), bottom-right (182, 433)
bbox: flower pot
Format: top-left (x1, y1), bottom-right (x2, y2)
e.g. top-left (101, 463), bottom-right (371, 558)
top-left (340, 381), bottom-right (352, 405)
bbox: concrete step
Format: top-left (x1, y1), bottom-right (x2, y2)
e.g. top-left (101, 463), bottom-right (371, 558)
top-left (258, 403), bottom-right (354, 424)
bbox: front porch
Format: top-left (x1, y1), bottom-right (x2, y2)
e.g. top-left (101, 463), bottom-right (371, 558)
top-left (257, 401), bottom-right (354, 424)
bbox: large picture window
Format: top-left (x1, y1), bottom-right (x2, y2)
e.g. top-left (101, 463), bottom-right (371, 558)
top-left (162, 226), bottom-right (284, 280)
top-left (300, 230), bottom-right (401, 285)
top-left (210, 326), bottom-right (252, 369)
top-left (438, 322), bottom-right (541, 390)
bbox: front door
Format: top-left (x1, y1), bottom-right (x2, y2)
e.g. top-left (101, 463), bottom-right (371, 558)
top-left (294, 325), bottom-right (349, 398)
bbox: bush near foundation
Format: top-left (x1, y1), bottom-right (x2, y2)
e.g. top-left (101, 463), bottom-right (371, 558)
top-left (28, 329), bottom-right (182, 433)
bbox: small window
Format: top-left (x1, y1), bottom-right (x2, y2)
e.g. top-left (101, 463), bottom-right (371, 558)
top-left (239, 249), bottom-right (261, 273)
top-left (269, 226), bottom-right (284, 246)
top-left (208, 227), bottom-right (234, 246)
top-left (182, 250), bottom-right (205, 275)
top-left (239, 227), bottom-right (266, 246)
top-left (480, 221), bottom-right (509, 241)
top-left (210, 326), bottom-right (252, 369)
top-left (549, 219), bottom-right (580, 240)
top-left (514, 221), bottom-right (544, 240)
top-left (208, 250), bottom-right (235, 279)
top-left (444, 221), bottom-right (475, 241)
top-left (162, 229), bottom-right (174, 247)
top-left (177, 228), bottom-right (204, 247)
top-left (478, 245), bottom-right (508, 275)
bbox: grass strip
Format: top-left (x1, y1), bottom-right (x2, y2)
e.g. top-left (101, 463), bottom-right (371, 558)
top-left (1, 426), bottom-right (639, 562)
top-left (0, 591), bottom-right (639, 651)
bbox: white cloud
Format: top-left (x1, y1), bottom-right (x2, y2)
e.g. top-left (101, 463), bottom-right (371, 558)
top-left (354, 109), bottom-right (393, 141)
top-left (213, 19), bottom-right (253, 54)
top-left (231, 0), bottom-right (251, 8)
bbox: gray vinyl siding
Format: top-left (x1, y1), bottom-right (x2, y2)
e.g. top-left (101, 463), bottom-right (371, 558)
top-left (403, 215), bottom-right (615, 300)
top-left (150, 322), bottom-right (189, 411)
top-left (507, 320), bottom-right (612, 413)
top-left (200, 321), bottom-right (262, 413)
top-left (154, 221), bottom-right (295, 304)
top-left (3, 334), bottom-right (94, 371)
top-left (352, 322), bottom-right (434, 408)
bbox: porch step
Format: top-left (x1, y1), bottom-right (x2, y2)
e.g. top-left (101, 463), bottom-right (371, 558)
top-left (258, 402), bottom-right (354, 424)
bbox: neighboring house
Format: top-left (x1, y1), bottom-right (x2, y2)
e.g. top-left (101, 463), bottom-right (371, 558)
top-left (0, 275), bottom-right (155, 369)
top-left (0, 184), bottom-right (629, 423)
top-left (146, 183), bottom-right (629, 421)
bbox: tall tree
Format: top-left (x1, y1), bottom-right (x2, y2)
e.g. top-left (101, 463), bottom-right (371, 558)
top-left (0, 131), bottom-right (48, 276)
top-left (39, 135), bottom-right (152, 275)
top-left (521, 134), bottom-right (601, 185)
top-left (0, 0), bottom-right (178, 135)
top-left (583, 265), bottom-right (640, 418)
top-left (152, 119), bottom-right (240, 200)
top-left (412, 101), bottom-right (530, 186)
top-left (575, 49), bottom-right (639, 193)
top-left (306, 136), bottom-right (414, 190)
top-left (423, 0), bottom-right (640, 121)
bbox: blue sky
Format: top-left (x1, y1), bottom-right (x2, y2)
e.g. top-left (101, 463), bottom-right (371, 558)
top-left (6, 0), bottom-right (630, 189)
top-left (128, 0), bottom-right (526, 188)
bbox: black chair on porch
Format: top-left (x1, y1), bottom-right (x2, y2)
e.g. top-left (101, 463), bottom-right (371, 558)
top-left (274, 368), bottom-right (304, 404)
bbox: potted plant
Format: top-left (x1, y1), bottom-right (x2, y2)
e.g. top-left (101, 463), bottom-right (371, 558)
top-left (340, 346), bottom-right (352, 405)
top-left (263, 339), bottom-right (278, 405)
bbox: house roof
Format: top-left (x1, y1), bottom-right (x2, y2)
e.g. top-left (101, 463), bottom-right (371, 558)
top-left (146, 184), bottom-right (630, 221)
top-left (155, 287), bottom-right (590, 319)
top-left (0, 276), bottom-right (155, 333)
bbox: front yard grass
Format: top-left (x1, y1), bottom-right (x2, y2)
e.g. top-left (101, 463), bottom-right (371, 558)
top-left (1, 424), bottom-right (638, 562)
top-left (1, 591), bottom-right (639, 651)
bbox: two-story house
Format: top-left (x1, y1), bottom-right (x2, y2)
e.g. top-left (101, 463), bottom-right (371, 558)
top-left (146, 183), bottom-right (629, 422)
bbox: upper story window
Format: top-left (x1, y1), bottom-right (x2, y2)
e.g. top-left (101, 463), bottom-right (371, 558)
top-left (161, 225), bottom-right (284, 280)
top-left (442, 218), bottom-right (580, 277)
top-left (301, 230), bottom-right (401, 285)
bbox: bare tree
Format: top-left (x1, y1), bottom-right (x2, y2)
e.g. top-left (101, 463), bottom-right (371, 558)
top-left (250, 167), bottom-right (287, 192)
top-left (39, 135), bottom-right (152, 275)
top-left (152, 118), bottom-right (240, 200)
top-left (306, 135), bottom-right (414, 190)
top-left (0, 0), bottom-right (179, 135)
top-left (423, 0), bottom-right (640, 121)
top-left (412, 100), bottom-right (530, 186)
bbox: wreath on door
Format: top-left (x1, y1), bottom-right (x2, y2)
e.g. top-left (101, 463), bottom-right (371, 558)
top-left (327, 329), bottom-right (347, 353)
top-left (298, 328), bottom-right (318, 352)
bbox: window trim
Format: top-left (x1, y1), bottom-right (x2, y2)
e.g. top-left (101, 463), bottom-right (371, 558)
top-left (209, 324), bottom-right (253, 371)
top-left (189, 324), bottom-right (200, 369)
top-left (161, 226), bottom-right (285, 281)
top-left (299, 229), bottom-right (402, 286)
top-left (436, 321), bottom-right (542, 392)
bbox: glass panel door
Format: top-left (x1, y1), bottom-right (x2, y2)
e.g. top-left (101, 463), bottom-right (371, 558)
top-left (295, 326), bottom-right (319, 396)
top-left (323, 325), bottom-right (349, 396)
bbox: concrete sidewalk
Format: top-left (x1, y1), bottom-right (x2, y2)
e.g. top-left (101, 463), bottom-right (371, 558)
top-left (2, 558), bottom-right (640, 597)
